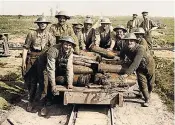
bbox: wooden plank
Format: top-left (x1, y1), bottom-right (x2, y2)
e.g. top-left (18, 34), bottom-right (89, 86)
top-left (55, 85), bottom-right (127, 94)
top-left (118, 92), bottom-right (124, 107)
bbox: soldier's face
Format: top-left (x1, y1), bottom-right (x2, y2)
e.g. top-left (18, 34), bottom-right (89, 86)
top-left (135, 34), bottom-right (144, 40)
top-left (101, 23), bottom-right (110, 30)
top-left (38, 23), bottom-right (48, 30)
top-left (62, 42), bottom-right (73, 54)
top-left (84, 23), bottom-right (92, 30)
top-left (58, 16), bottom-right (67, 25)
top-left (127, 39), bottom-right (136, 49)
top-left (116, 29), bottom-right (124, 38)
top-left (143, 15), bottom-right (148, 19)
top-left (75, 28), bottom-right (82, 33)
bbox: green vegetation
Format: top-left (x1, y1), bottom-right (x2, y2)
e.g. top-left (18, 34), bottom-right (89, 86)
top-left (154, 57), bottom-right (174, 112)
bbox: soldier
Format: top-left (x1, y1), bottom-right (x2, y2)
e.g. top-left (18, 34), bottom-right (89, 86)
top-left (0, 33), bottom-right (10, 56)
top-left (22, 17), bottom-right (55, 112)
top-left (92, 18), bottom-right (115, 50)
top-left (74, 23), bottom-right (86, 50)
top-left (127, 14), bottom-right (140, 33)
top-left (120, 33), bottom-right (155, 107)
top-left (133, 27), bottom-right (149, 51)
top-left (82, 18), bottom-right (95, 50)
top-left (49, 11), bottom-right (79, 54)
top-left (113, 25), bottom-right (127, 51)
top-left (140, 11), bottom-right (158, 49)
top-left (47, 36), bottom-right (75, 92)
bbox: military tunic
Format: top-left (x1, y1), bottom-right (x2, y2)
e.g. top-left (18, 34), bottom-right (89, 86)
top-left (49, 23), bottom-right (79, 54)
top-left (47, 44), bottom-right (74, 88)
top-left (82, 28), bottom-right (95, 50)
top-left (140, 19), bottom-right (157, 49)
top-left (93, 26), bottom-right (116, 49)
top-left (23, 29), bottom-right (55, 103)
top-left (120, 44), bottom-right (155, 101)
top-left (127, 19), bottom-right (140, 33)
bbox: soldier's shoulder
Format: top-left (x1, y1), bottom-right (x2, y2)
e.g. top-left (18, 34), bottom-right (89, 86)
top-left (66, 23), bottom-right (73, 29)
top-left (50, 24), bottom-right (57, 28)
top-left (47, 44), bottom-right (60, 57)
top-left (138, 45), bottom-right (146, 51)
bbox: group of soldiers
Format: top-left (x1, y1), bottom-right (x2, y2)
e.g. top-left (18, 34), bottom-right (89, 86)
top-left (22, 10), bottom-right (156, 115)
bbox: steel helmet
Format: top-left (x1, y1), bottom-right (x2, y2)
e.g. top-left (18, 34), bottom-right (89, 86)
top-left (75, 23), bottom-right (84, 29)
top-left (100, 18), bottom-right (111, 24)
top-left (59, 36), bottom-right (76, 46)
top-left (113, 25), bottom-right (127, 33)
top-left (133, 28), bottom-right (145, 34)
top-left (123, 33), bottom-right (137, 40)
top-left (84, 18), bottom-right (93, 24)
top-left (34, 17), bottom-right (51, 24)
top-left (55, 11), bottom-right (71, 19)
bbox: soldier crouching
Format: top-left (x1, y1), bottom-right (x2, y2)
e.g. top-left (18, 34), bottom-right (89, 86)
top-left (40, 36), bottom-right (75, 116)
top-left (119, 33), bottom-right (155, 107)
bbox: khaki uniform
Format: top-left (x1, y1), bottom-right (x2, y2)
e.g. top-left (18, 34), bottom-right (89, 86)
top-left (82, 28), bottom-right (95, 50)
top-left (75, 32), bottom-right (86, 50)
top-left (120, 44), bottom-right (155, 101)
top-left (140, 19), bottom-right (157, 49)
top-left (113, 38), bottom-right (126, 51)
top-left (49, 23), bottom-right (79, 54)
top-left (47, 44), bottom-right (74, 88)
top-left (23, 29), bottom-right (55, 103)
top-left (93, 26), bottom-right (116, 49)
top-left (137, 38), bottom-right (149, 52)
top-left (127, 19), bottom-right (140, 33)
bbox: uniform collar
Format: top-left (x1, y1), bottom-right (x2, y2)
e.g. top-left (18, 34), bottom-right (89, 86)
top-left (36, 29), bottom-right (47, 37)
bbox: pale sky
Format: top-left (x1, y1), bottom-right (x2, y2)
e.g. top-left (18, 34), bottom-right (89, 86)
top-left (0, 0), bottom-right (174, 17)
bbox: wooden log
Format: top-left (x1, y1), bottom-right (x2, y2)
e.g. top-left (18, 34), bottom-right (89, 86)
top-left (90, 45), bottom-right (116, 59)
top-left (94, 73), bottom-right (136, 87)
top-left (73, 65), bottom-right (94, 74)
top-left (98, 63), bottom-right (127, 74)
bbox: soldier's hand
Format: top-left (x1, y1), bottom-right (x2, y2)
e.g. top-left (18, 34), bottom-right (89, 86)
top-left (22, 63), bottom-right (26, 72)
top-left (51, 85), bottom-right (57, 94)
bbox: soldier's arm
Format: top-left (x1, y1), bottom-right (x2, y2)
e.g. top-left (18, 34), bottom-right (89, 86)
top-left (91, 28), bottom-right (100, 47)
top-left (22, 32), bottom-right (32, 70)
top-left (109, 31), bottom-right (116, 50)
top-left (79, 34), bottom-right (86, 50)
top-left (139, 21), bottom-right (143, 28)
top-left (66, 53), bottom-right (74, 86)
top-left (49, 24), bottom-right (55, 37)
top-left (125, 47), bottom-right (144, 75)
top-left (47, 47), bottom-right (57, 88)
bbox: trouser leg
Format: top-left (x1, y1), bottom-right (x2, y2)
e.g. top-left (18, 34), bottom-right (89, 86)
top-left (136, 71), bottom-right (150, 101)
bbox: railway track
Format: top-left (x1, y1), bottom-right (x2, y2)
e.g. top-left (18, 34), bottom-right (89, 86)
top-left (68, 105), bottom-right (115, 125)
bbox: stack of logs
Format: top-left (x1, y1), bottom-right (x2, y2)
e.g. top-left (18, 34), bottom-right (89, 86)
top-left (56, 46), bottom-right (137, 88)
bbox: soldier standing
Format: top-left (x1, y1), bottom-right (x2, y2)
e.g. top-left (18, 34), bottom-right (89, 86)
top-left (74, 23), bottom-right (86, 50)
top-left (49, 11), bottom-right (79, 54)
top-left (140, 11), bottom-right (158, 49)
top-left (120, 33), bottom-right (155, 107)
top-left (22, 17), bottom-right (55, 112)
top-left (82, 18), bottom-right (95, 50)
top-left (92, 18), bottom-right (116, 50)
top-left (127, 14), bottom-right (140, 33)
top-left (113, 25), bottom-right (127, 51)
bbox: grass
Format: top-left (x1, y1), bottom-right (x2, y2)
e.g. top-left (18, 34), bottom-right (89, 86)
top-left (154, 57), bottom-right (174, 112)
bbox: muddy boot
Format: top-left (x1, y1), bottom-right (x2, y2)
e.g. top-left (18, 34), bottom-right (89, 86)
top-left (136, 91), bottom-right (142, 98)
top-left (68, 84), bottom-right (73, 89)
top-left (40, 106), bottom-right (47, 116)
top-left (26, 102), bottom-right (33, 112)
top-left (143, 99), bottom-right (150, 107)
